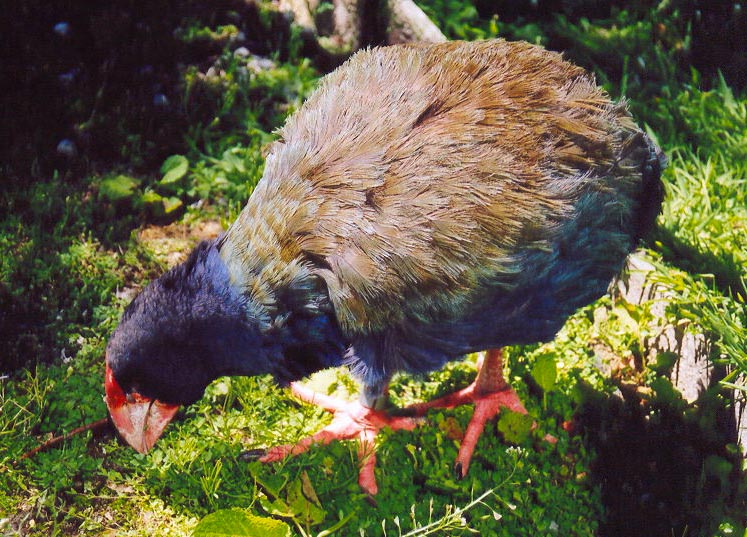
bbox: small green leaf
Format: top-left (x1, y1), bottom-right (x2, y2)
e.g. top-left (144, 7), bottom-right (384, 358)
top-left (163, 196), bottom-right (183, 214)
top-left (299, 470), bottom-right (321, 507)
top-left (704, 455), bottom-right (733, 488)
top-left (141, 189), bottom-right (162, 204)
top-left (192, 509), bottom-right (291, 537)
top-left (99, 175), bottom-right (140, 202)
top-left (612, 304), bottom-right (640, 335)
top-left (531, 353), bottom-right (557, 393)
top-left (650, 376), bottom-right (682, 406)
top-left (258, 494), bottom-right (294, 518)
top-left (160, 154), bottom-right (189, 186)
top-left (650, 351), bottom-right (678, 375)
top-left (247, 464), bottom-right (287, 500)
top-left (286, 473), bottom-right (326, 526)
top-left (141, 189), bottom-right (165, 217)
top-left (497, 410), bottom-right (533, 444)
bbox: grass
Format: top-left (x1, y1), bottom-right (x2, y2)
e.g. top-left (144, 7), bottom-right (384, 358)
top-left (2, 1), bottom-right (747, 535)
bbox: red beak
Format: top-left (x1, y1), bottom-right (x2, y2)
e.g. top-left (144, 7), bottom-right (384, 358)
top-left (105, 358), bottom-right (179, 454)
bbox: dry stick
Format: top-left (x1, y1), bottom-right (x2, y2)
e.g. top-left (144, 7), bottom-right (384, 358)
top-left (16, 417), bottom-right (110, 463)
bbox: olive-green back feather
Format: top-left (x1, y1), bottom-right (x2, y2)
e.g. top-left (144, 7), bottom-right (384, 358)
top-left (222, 39), bottom-right (654, 338)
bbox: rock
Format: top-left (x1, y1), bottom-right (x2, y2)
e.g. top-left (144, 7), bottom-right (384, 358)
top-left (153, 93), bottom-right (170, 108)
top-left (56, 139), bottom-right (77, 158)
top-left (648, 320), bottom-right (712, 403)
top-left (245, 55), bottom-right (275, 73)
top-left (53, 22), bottom-right (71, 38)
top-left (617, 255), bottom-right (713, 403)
top-left (58, 69), bottom-right (78, 86)
top-left (618, 254), bottom-right (744, 452)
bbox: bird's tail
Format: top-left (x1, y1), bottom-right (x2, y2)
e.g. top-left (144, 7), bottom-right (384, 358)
top-left (634, 133), bottom-right (666, 242)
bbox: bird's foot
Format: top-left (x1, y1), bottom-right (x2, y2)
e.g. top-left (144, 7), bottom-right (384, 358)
top-left (406, 382), bottom-right (543, 479)
top-left (259, 382), bottom-right (419, 495)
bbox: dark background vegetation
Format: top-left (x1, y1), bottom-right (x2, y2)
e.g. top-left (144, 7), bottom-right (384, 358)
top-left (2, 1), bottom-right (746, 182)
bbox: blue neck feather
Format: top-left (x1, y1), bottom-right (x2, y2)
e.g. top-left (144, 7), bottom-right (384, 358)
top-left (205, 240), bottom-right (347, 384)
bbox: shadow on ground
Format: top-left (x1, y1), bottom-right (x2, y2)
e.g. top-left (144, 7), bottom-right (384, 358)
top-left (577, 380), bottom-right (746, 536)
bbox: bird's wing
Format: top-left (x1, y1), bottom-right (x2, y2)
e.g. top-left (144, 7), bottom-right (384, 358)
top-left (227, 40), bottom-right (645, 338)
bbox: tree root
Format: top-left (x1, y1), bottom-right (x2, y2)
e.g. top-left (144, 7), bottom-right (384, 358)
top-left (15, 417), bottom-right (110, 464)
top-left (280, 0), bottom-right (446, 66)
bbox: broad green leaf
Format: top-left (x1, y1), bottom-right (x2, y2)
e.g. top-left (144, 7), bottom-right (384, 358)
top-left (192, 509), bottom-right (291, 537)
top-left (531, 353), bottom-right (557, 393)
top-left (160, 154), bottom-right (189, 186)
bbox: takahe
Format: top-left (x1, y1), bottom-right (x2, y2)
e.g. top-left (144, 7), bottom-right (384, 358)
top-left (105, 39), bottom-right (665, 495)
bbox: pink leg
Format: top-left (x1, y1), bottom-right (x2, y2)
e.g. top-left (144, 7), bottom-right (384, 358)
top-left (408, 349), bottom-right (543, 478)
top-left (260, 382), bottom-right (419, 495)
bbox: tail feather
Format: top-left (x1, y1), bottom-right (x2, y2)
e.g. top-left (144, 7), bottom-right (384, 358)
top-left (634, 134), bottom-right (666, 241)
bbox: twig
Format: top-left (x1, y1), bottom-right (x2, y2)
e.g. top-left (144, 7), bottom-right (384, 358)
top-left (15, 417), bottom-right (110, 464)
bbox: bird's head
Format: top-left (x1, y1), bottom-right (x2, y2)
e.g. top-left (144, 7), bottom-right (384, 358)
top-left (105, 240), bottom-right (262, 453)
top-left (104, 310), bottom-right (209, 453)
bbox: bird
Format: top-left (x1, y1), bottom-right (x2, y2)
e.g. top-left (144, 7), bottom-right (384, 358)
top-left (105, 39), bottom-right (665, 495)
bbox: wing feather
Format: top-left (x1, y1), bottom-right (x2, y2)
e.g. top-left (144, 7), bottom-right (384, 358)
top-left (224, 40), bottom-right (650, 339)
